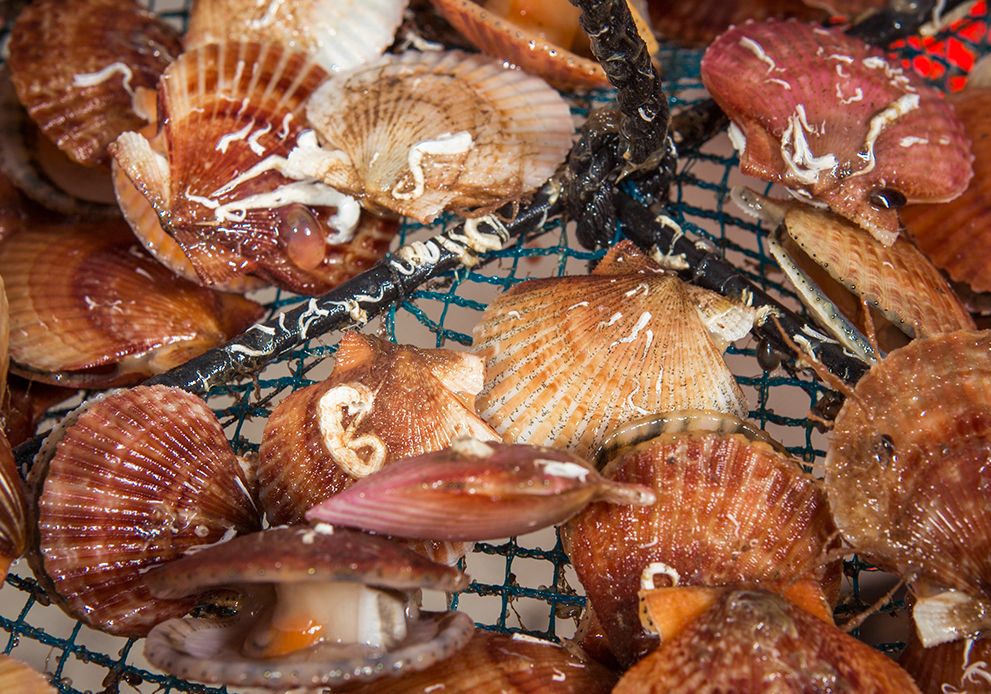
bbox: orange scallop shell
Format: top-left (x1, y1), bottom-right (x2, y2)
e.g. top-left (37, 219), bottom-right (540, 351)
top-left (6, 0), bottom-right (181, 168)
top-left (0, 656), bottom-right (56, 694)
top-left (563, 427), bottom-right (839, 667)
top-left (899, 633), bottom-right (991, 694)
top-left (28, 386), bottom-right (263, 636)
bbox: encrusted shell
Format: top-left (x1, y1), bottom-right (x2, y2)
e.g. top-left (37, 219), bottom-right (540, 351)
top-left (28, 386), bottom-right (263, 636)
top-left (0, 223), bottom-right (264, 388)
top-left (824, 330), bottom-right (991, 646)
top-left (563, 423), bottom-right (839, 667)
top-left (336, 629), bottom-right (618, 693)
top-left (6, 0), bottom-right (181, 167)
top-left (293, 49), bottom-right (575, 223)
top-left (258, 331), bottom-right (501, 526)
top-left (111, 41), bottom-right (398, 294)
top-left (901, 87), bottom-right (991, 294)
top-left (701, 20), bottom-right (972, 246)
top-left (612, 589), bottom-right (922, 694)
top-left (473, 240), bottom-right (751, 460)
top-left (185, 0), bottom-right (409, 75)
top-left (898, 633), bottom-right (991, 694)
top-left (427, 0), bottom-right (611, 91)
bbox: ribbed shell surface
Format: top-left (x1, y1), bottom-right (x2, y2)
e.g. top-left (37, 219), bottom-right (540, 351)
top-left (563, 430), bottom-right (837, 667)
top-left (29, 386), bottom-right (262, 636)
top-left (6, 0), bottom-right (181, 167)
top-left (898, 634), bottom-right (991, 694)
top-left (824, 330), bottom-right (991, 598)
top-left (473, 244), bottom-right (748, 460)
top-left (0, 431), bottom-right (26, 578)
top-left (303, 50), bottom-right (575, 223)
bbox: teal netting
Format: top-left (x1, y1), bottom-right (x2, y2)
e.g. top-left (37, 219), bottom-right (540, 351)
top-left (4, 1), bottom-right (991, 691)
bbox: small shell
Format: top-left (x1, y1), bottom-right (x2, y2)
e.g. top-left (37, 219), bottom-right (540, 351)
top-left (185, 0), bottom-right (409, 75)
top-left (0, 656), bottom-right (56, 694)
top-left (473, 240), bottom-right (750, 460)
top-left (427, 0), bottom-right (611, 91)
top-left (898, 633), bottom-right (991, 694)
top-left (336, 629), bottom-right (618, 694)
top-left (701, 20), bottom-right (972, 245)
top-left (111, 41), bottom-right (398, 294)
top-left (824, 330), bottom-right (991, 646)
top-left (563, 423), bottom-right (839, 667)
top-left (0, 430), bottom-right (27, 580)
top-left (143, 526), bottom-right (473, 690)
top-left (6, 0), bottom-right (181, 167)
top-left (0, 223), bottom-right (265, 388)
top-left (901, 87), bottom-right (991, 294)
top-left (28, 386), bottom-right (263, 636)
top-left (294, 50), bottom-right (575, 223)
top-left (304, 438), bottom-right (655, 540)
top-left (612, 589), bottom-right (922, 694)
top-left (258, 332), bottom-right (501, 526)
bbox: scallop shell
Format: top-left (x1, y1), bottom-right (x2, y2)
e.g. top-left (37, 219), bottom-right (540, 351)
top-left (0, 223), bottom-right (265, 388)
top-left (647, 0), bottom-right (826, 48)
top-left (824, 330), bottom-right (991, 644)
top-left (28, 386), bottom-right (263, 636)
top-left (898, 633), bottom-right (991, 694)
top-left (336, 629), bottom-right (618, 694)
top-left (295, 49), bottom-right (575, 223)
top-left (0, 656), bottom-right (56, 694)
top-left (700, 20), bottom-right (972, 246)
top-left (901, 87), bottom-right (991, 294)
top-left (473, 240), bottom-right (750, 460)
top-left (612, 589), bottom-right (922, 694)
top-left (427, 0), bottom-right (610, 91)
top-left (6, 0), bottom-right (181, 168)
top-left (0, 430), bottom-right (26, 580)
top-left (110, 41), bottom-right (398, 294)
top-left (258, 331), bottom-right (501, 526)
top-left (185, 0), bottom-right (409, 75)
top-left (562, 425), bottom-right (839, 667)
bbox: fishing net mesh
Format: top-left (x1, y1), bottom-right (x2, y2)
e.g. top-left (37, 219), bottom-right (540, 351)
top-left (3, 1), bottom-right (991, 691)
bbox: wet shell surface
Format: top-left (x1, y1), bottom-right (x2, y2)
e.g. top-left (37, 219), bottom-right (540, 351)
top-left (824, 330), bottom-right (991, 645)
top-left (258, 331), bottom-right (500, 526)
top-left (563, 424), bottom-right (839, 667)
top-left (700, 20), bottom-right (972, 246)
top-left (647, 0), bottom-right (827, 48)
top-left (28, 386), bottom-right (262, 636)
top-left (293, 49), bottom-right (575, 223)
top-left (111, 41), bottom-right (398, 294)
top-left (901, 87), bottom-right (991, 294)
top-left (143, 526), bottom-right (473, 689)
top-left (427, 0), bottom-right (611, 91)
top-left (473, 240), bottom-right (751, 460)
top-left (612, 589), bottom-right (922, 694)
top-left (0, 222), bottom-right (264, 388)
top-left (185, 0), bottom-right (409, 75)
top-left (336, 629), bottom-right (618, 693)
top-left (898, 633), bottom-right (991, 694)
top-left (6, 0), bottom-right (181, 168)
top-left (0, 430), bottom-right (27, 580)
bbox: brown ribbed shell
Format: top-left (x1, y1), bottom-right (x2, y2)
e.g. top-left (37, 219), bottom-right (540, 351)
top-left (899, 634), bottom-right (991, 694)
top-left (0, 223), bottom-right (264, 388)
top-left (613, 589), bottom-right (922, 694)
top-left (258, 331), bottom-right (500, 526)
top-left (28, 386), bottom-right (263, 636)
top-left (563, 429), bottom-right (838, 668)
top-left (0, 430), bottom-right (26, 580)
top-left (6, 0), bottom-right (181, 167)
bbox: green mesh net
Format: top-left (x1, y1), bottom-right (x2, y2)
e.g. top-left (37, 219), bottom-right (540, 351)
top-left (4, 1), bottom-right (991, 691)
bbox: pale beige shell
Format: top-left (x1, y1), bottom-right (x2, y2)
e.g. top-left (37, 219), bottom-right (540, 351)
top-left (298, 49), bottom-right (575, 223)
top-left (28, 386), bottom-right (263, 636)
top-left (473, 241), bottom-right (750, 460)
top-left (258, 331), bottom-right (501, 526)
top-left (185, 0), bottom-right (408, 74)
top-left (563, 426), bottom-right (838, 667)
top-left (0, 656), bottom-right (56, 694)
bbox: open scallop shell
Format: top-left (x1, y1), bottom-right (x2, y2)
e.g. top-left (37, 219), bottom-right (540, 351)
top-left (0, 222), bottom-right (264, 388)
top-left (28, 386), bottom-right (263, 636)
top-left (701, 19), bottom-right (972, 246)
top-left (258, 332), bottom-right (501, 527)
top-left (824, 330), bottom-right (991, 646)
top-left (111, 41), bottom-right (398, 294)
top-left (294, 49), bottom-right (575, 223)
top-left (473, 240), bottom-right (751, 460)
top-left (6, 0), bottom-right (181, 168)
top-left (563, 421), bottom-right (839, 667)
top-left (185, 0), bottom-right (408, 75)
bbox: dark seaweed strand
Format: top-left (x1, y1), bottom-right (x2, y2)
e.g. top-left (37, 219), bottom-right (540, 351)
top-left (615, 191), bottom-right (872, 387)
